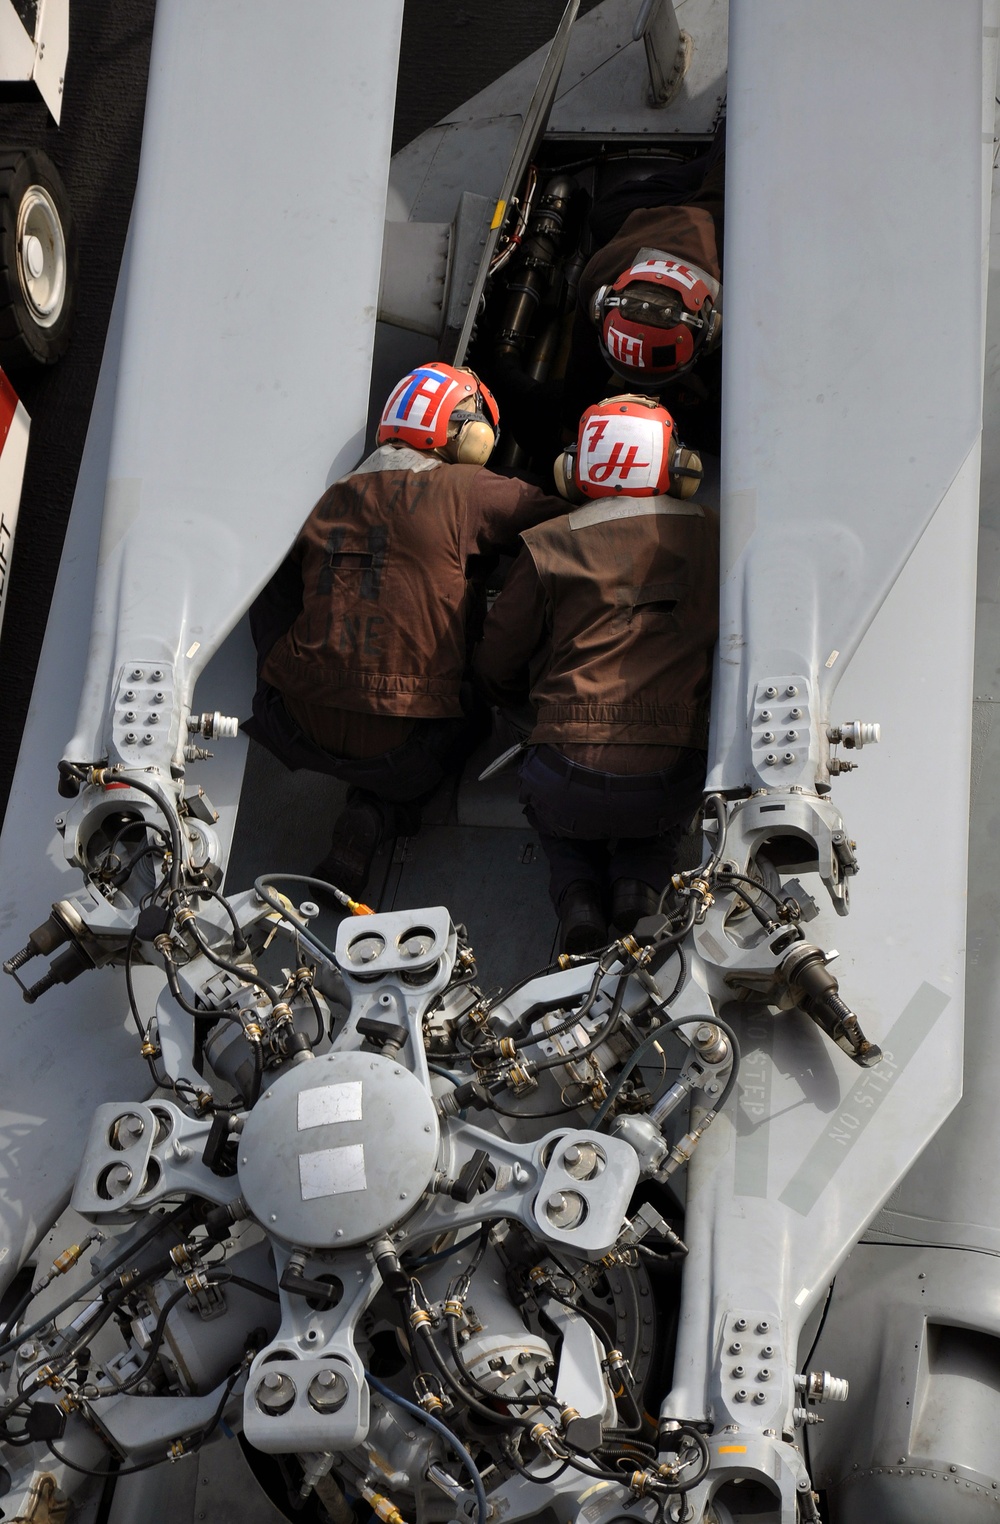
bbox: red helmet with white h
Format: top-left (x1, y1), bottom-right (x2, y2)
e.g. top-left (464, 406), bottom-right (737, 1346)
top-left (590, 252), bottom-right (721, 385)
top-left (554, 395), bottom-right (703, 502)
top-left (378, 362), bottom-right (500, 464)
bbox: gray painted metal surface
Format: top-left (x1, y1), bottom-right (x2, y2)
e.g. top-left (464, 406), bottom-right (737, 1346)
top-left (64, 1), bottom-right (403, 772)
top-left (0, 0), bottom-right (403, 1283)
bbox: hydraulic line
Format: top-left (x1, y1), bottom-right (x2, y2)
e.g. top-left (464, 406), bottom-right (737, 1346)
top-left (590, 1011), bottom-right (741, 1130)
top-left (0, 1204), bottom-right (194, 1364)
top-left (366, 1369), bottom-right (489, 1524)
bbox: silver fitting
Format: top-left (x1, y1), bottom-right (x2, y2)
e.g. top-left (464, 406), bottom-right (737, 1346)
top-left (795, 1370), bottom-right (849, 1404)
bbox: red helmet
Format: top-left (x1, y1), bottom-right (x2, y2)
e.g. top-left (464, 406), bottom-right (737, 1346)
top-left (378, 363), bottom-right (499, 461)
top-left (555, 395), bottom-right (703, 501)
top-left (591, 253), bottom-right (721, 385)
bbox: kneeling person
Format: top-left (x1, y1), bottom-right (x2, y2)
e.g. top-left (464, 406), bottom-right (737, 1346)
top-left (474, 395), bottom-right (719, 953)
top-left (247, 363), bottom-right (564, 895)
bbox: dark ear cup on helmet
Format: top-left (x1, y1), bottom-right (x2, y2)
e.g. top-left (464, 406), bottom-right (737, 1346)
top-left (453, 417), bottom-right (496, 466)
top-left (669, 446), bottom-right (704, 500)
top-left (553, 449), bottom-right (584, 503)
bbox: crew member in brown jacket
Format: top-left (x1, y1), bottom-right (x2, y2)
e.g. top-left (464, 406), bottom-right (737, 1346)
top-left (245, 362), bottom-right (564, 895)
top-left (474, 395), bottom-right (719, 954)
top-left (486, 128), bottom-right (724, 460)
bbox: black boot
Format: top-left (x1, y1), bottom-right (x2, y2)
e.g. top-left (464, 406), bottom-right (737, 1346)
top-left (558, 881), bottom-right (607, 956)
top-left (611, 878), bottom-right (661, 933)
top-left (313, 795), bottom-right (388, 899)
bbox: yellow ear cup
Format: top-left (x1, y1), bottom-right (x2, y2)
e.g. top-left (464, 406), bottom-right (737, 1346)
top-left (453, 418), bottom-right (496, 466)
top-left (553, 450), bottom-right (583, 502)
top-left (669, 446), bottom-right (703, 500)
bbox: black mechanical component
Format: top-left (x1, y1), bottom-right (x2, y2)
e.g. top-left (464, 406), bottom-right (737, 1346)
top-left (23, 1403), bottom-right (67, 1443)
top-left (446, 1149), bottom-right (491, 1204)
top-left (201, 1115), bottom-right (239, 1178)
top-left (13, 938), bottom-right (94, 1004)
top-left (781, 943), bottom-right (883, 1067)
top-left (357, 1016), bottom-right (409, 1057)
top-left (279, 1256), bottom-right (344, 1311)
top-left (494, 174), bottom-right (575, 361)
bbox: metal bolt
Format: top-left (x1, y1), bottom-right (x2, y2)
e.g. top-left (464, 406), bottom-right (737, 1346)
top-left (142, 733), bottom-right (154, 746)
top-left (732, 1365), bottom-right (745, 1377)
top-left (734, 1388), bottom-right (748, 1402)
top-left (18, 1342), bottom-right (37, 1362)
top-left (758, 1368), bottom-right (771, 1381)
top-left (783, 752), bottom-right (795, 764)
top-left (124, 711), bottom-right (136, 722)
top-left (761, 1345), bottom-right (774, 1358)
top-left (256, 1370), bottom-right (295, 1415)
top-left (764, 686), bottom-right (777, 698)
top-left (786, 730), bottom-right (798, 741)
top-left (123, 690), bottom-right (135, 701)
top-left (125, 732), bottom-right (137, 744)
top-left (757, 1321), bottom-right (770, 1333)
top-left (148, 712), bottom-right (160, 724)
top-left (765, 753), bottom-right (778, 765)
top-left (759, 709), bottom-right (772, 721)
top-left (131, 669), bottom-right (144, 680)
top-left (151, 669), bottom-right (163, 680)
top-left (729, 1342), bottom-right (742, 1354)
top-left (753, 1391), bottom-right (767, 1405)
top-left (734, 1318), bottom-right (747, 1331)
top-left (785, 685), bottom-right (798, 696)
top-left (790, 707), bottom-right (802, 718)
top-left (761, 731), bottom-right (775, 743)
top-left (308, 1369), bottom-right (349, 1414)
top-left (154, 691), bottom-right (165, 703)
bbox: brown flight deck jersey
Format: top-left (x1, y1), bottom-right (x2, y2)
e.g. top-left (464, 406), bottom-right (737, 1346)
top-left (261, 445), bottom-right (564, 752)
top-left (475, 494), bottom-right (719, 767)
top-left (579, 204), bottom-right (721, 318)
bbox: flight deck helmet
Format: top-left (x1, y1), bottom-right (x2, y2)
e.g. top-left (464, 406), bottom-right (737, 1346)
top-left (378, 362), bottom-right (500, 465)
top-left (590, 253), bottom-right (721, 387)
top-left (554, 395), bottom-right (703, 502)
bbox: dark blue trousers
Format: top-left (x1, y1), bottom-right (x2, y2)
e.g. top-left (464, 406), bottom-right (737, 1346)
top-left (518, 744), bottom-right (706, 909)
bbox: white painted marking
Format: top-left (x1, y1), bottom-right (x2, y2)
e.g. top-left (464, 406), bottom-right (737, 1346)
top-left (298, 1081), bottom-right (363, 1130)
top-left (794, 1286), bottom-right (810, 1306)
top-left (185, 641), bottom-right (201, 658)
top-left (299, 1144), bottom-right (366, 1200)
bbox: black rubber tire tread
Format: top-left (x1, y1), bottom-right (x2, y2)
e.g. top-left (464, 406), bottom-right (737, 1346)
top-left (0, 146), bottom-right (77, 370)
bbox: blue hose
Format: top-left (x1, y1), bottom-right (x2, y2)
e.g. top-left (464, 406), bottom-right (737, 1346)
top-left (364, 1369), bottom-right (489, 1524)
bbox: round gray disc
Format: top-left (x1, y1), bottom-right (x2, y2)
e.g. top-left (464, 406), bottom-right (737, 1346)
top-left (238, 1050), bottom-right (440, 1248)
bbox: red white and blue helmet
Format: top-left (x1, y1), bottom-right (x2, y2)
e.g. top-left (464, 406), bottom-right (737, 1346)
top-left (590, 253), bottom-right (721, 385)
top-left (378, 362), bottom-right (500, 452)
top-left (556, 395), bottom-right (702, 501)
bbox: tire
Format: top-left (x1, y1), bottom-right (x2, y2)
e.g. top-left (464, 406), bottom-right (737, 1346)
top-left (0, 147), bottom-right (77, 370)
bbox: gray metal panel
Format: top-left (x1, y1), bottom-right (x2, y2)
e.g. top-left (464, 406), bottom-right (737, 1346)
top-left (708, 0), bottom-right (986, 793)
top-left (0, 252), bottom-right (151, 1286)
top-left (663, 0), bottom-right (992, 1476)
top-left (438, 0), bottom-right (727, 139)
top-left (0, 3), bottom-right (404, 1289)
top-left (63, 1), bottom-right (404, 767)
top-left (850, 82), bottom-right (1000, 1257)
